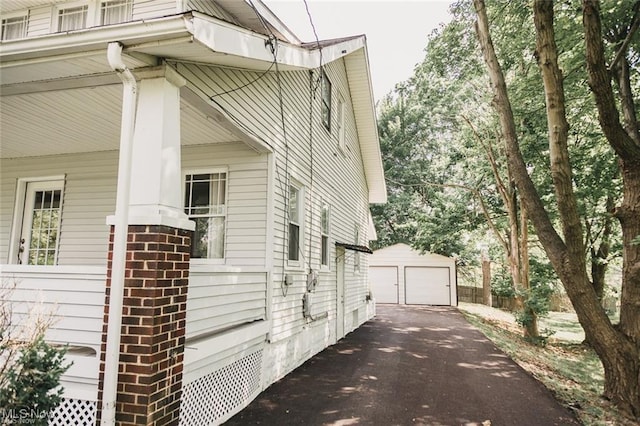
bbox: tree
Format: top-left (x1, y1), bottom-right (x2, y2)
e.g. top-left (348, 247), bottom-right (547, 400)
top-left (473, 0), bottom-right (639, 417)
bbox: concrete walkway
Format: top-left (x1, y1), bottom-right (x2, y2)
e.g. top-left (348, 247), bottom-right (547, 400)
top-left (225, 305), bottom-right (579, 426)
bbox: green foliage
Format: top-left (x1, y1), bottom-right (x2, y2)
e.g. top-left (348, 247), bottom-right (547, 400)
top-left (0, 334), bottom-right (70, 425)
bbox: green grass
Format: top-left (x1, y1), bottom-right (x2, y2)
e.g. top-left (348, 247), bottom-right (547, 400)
top-left (458, 304), bottom-right (635, 426)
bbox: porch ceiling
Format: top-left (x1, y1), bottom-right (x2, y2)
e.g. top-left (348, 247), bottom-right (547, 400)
top-left (0, 84), bottom-right (239, 159)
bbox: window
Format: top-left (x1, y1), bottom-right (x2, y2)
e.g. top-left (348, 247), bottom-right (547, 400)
top-left (57, 5), bottom-right (88, 31)
top-left (337, 96), bottom-right (345, 151)
top-left (1, 15), bottom-right (27, 40)
top-left (321, 202), bottom-right (330, 267)
top-left (17, 180), bottom-right (65, 265)
top-left (321, 70), bottom-right (332, 131)
top-left (288, 183), bottom-right (302, 262)
top-left (184, 172), bottom-right (227, 259)
top-left (100, 0), bottom-right (132, 25)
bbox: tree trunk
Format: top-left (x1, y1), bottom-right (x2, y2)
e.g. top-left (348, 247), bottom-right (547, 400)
top-left (520, 197), bottom-right (538, 338)
top-left (583, 0), bottom-right (640, 417)
top-left (473, 0), bottom-right (640, 417)
top-left (482, 251), bottom-right (492, 307)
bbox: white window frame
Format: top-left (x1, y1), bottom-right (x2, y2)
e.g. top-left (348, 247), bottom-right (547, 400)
top-left (287, 180), bottom-right (305, 267)
top-left (1, 12), bottom-right (28, 40)
top-left (99, 0), bottom-right (132, 25)
top-left (53, 1), bottom-right (89, 32)
top-left (183, 168), bottom-right (228, 264)
top-left (321, 69), bottom-right (332, 132)
top-left (9, 176), bottom-right (66, 265)
top-left (320, 201), bottom-right (330, 269)
top-left (52, 0), bottom-right (132, 32)
top-left (337, 95), bottom-right (346, 152)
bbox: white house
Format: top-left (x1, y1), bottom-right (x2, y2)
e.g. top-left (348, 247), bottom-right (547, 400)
top-left (0, 1), bottom-right (386, 424)
top-left (369, 243), bottom-right (457, 306)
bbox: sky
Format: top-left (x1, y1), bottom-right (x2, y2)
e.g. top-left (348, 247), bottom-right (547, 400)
top-left (263, 0), bottom-right (454, 101)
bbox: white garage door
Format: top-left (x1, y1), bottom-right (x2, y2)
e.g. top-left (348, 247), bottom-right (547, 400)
top-left (370, 266), bottom-right (398, 303)
top-left (405, 266), bottom-right (451, 305)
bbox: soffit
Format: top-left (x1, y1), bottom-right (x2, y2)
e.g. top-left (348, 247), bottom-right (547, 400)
top-left (0, 84), bottom-right (238, 159)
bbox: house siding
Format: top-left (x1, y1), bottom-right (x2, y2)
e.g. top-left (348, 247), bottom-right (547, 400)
top-left (131, 0), bottom-right (177, 21)
top-left (173, 60), bottom-right (374, 380)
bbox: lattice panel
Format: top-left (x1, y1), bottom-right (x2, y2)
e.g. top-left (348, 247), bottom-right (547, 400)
top-left (49, 398), bottom-right (96, 426)
top-left (180, 350), bottom-right (263, 425)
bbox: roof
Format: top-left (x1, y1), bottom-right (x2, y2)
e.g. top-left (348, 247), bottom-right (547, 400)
top-left (371, 243), bottom-right (456, 263)
top-left (0, 10), bottom-right (386, 203)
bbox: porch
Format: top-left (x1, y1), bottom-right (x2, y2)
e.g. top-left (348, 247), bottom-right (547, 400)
top-left (0, 264), bottom-right (269, 424)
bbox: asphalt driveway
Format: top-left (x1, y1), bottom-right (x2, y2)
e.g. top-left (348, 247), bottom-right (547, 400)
top-left (225, 305), bottom-right (579, 426)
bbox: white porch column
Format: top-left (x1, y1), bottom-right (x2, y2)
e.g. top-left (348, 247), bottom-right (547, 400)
top-left (128, 66), bottom-right (190, 228)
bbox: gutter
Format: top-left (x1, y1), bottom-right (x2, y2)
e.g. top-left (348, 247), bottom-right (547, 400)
top-left (101, 41), bottom-right (138, 425)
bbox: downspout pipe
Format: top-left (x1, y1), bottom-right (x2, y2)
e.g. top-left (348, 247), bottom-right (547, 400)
top-left (102, 41), bottom-right (137, 425)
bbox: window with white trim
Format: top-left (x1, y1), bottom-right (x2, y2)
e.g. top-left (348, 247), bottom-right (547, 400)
top-left (321, 70), bottom-right (332, 131)
top-left (57, 4), bottom-right (88, 31)
top-left (337, 95), bottom-right (345, 151)
top-left (17, 180), bottom-right (65, 265)
top-left (288, 183), bottom-right (303, 262)
top-left (100, 0), bottom-right (132, 25)
top-left (321, 202), bottom-right (330, 267)
top-left (184, 171), bottom-right (227, 260)
top-left (1, 14), bottom-right (28, 40)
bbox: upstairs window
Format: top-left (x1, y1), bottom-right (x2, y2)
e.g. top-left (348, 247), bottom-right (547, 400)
top-left (100, 0), bottom-right (132, 25)
top-left (321, 70), bottom-right (332, 131)
top-left (184, 171), bottom-right (227, 260)
top-left (288, 183), bottom-right (302, 262)
top-left (1, 15), bottom-right (28, 40)
top-left (337, 95), bottom-right (345, 151)
top-left (321, 202), bottom-right (330, 267)
top-left (57, 5), bottom-right (88, 31)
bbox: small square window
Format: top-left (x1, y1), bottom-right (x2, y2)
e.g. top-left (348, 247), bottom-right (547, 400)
top-left (101, 0), bottom-right (132, 25)
top-left (2, 15), bottom-right (27, 40)
top-left (58, 5), bottom-right (88, 31)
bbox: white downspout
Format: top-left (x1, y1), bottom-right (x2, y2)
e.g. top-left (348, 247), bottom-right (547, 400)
top-left (102, 41), bottom-right (137, 425)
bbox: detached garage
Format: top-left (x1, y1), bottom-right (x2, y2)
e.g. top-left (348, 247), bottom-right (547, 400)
top-left (369, 243), bottom-right (457, 306)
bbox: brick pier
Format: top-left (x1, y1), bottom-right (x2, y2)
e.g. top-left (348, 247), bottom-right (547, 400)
top-left (97, 224), bottom-right (191, 425)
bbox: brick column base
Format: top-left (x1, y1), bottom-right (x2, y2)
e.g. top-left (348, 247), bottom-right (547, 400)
top-left (97, 225), bottom-right (191, 425)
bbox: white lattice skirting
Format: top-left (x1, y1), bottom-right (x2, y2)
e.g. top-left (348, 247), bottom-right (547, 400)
top-left (180, 350), bottom-right (263, 426)
top-left (49, 398), bottom-right (96, 425)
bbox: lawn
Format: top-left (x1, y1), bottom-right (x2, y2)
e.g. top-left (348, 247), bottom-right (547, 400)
top-left (457, 303), bottom-right (635, 426)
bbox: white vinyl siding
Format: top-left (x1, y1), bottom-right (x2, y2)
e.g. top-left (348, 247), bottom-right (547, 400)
top-left (172, 61), bottom-right (371, 345)
top-left (0, 152), bottom-right (118, 266)
top-left (131, 0), bottom-right (176, 20)
top-left (26, 6), bottom-right (50, 36)
top-left (186, 269), bottom-right (267, 340)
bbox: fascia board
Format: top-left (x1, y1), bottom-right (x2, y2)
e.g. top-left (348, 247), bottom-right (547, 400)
top-left (0, 14), bottom-right (193, 63)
